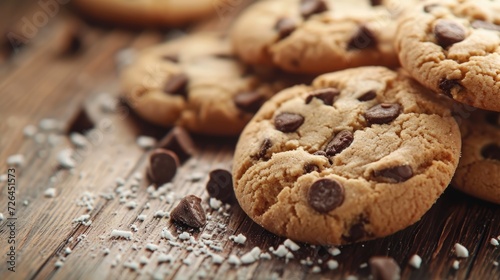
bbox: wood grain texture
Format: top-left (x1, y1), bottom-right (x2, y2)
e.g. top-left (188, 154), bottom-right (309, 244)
top-left (1, 2), bottom-right (500, 280)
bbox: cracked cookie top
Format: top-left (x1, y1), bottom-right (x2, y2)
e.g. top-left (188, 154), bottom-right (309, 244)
top-left (395, 0), bottom-right (500, 111)
top-left (232, 66), bottom-right (461, 245)
top-left (230, 0), bottom-right (409, 74)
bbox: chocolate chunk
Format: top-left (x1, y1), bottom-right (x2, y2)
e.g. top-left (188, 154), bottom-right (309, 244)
top-left (325, 130), bottom-right (354, 156)
top-left (170, 195), bottom-right (206, 228)
top-left (305, 88), bottom-right (340, 105)
top-left (206, 169), bottom-right (236, 203)
top-left (274, 112), bottom-right (305, 132)
top-left (370, 0), bottom-right (382, 6)
top-left (275, 18), bottom-right (297, 39)
top-left (148, 149), bottom-right (179, 186)
top-left (434, 20), bottom-right (466, 49)
top-left (358, 90), bottom-right (377, 101)
top-left (471, 20), bottom-right (500, 32)
top-left (348, 25), bottom-right (377, 50)
top-left (162, 54), bottom-right (179, 63)
top-left (307, 179), bottom-right (345, 213)
top-left (164, 73), bottom-right (188, 96)
top-left (369, 257), bottom-right (401, 280)
top-left (423, 4), bottom-right (439, 13)
top-left (485, 112), bottom-right (500, 127)
top-left (158, 126), bottom-right (197, 162)
top-left (304, 163), bottom-right (319, 173)
top-left (481, 144), bottom-right (500, 161)
top-left (342, 218), bottom-right (369, 242)
top-left (252, 138), bottom-right (273, 160)
top-left (438, 78), bottom-right (462, 97)
top-left (300, 0), bottom-right (328, 19)
top-left (233, 91), bottom-right (266, 113)
top-left (365, 103), bottom-right (402, 125)
top-left (373, 165), bottom-right (413, 182)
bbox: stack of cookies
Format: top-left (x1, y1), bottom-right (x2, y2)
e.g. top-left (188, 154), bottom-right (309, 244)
top-left (117, 0), bottom-right (500, 245)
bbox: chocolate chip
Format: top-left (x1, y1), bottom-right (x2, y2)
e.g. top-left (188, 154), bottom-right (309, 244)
top-left (423, 4), bottom-right (439, 13)
top-left (348, 25), bottom-right (377, 50)
top-left (305, 88), bottom-right (340, 105)
top-left (170, 195), bottom-right (206, 228)
top-left (438, 78), bottom-right (462, 98)
top-left (233, 91), bottom-right (266, 113)
top-left (370, 0), bottom-right (382, 6)
top-left (158, 126), bottom-right (197, 162)
top-left (481, 144), bottom-right (500, 161)
top-left (307, 179), bottom-right (345, 213)
top-left (252, 138), bottom-right (273, 160)
top-left (300, 0), bottom-right (328, 19)
top-left (358, 90), bottom-right (377, 101)
top-left (342, 218), bottom-right (369, 242)
top-left (365, 103), bottom-right (402, 125)
top-left (471, 20), bottom-right (500, 32)
top-left (164, 73), bottom-right (188, 96)
top-left (304, 163), bottom-right (319, 173)
top-left (148, 149), bottom-right (179, 186)
top-left (162, 54), bottom-right (179, 63)
top-left (206, 169), bottom-right (235, 203)
top-left (325, 130), bottom-right (354, 156)
top-left (434, 20), bottom-right (466, 49)
top-left (373, 165), bottom-right (413, 182)
top-left (485, 112), bottom-right (500, 127)
top-left (369, 257), bottom-right (401, 280)
top-left (313, 151), bottom-right (328, 157)
top-left (274, 112), bottom-right (305, 132)
top-left (275, 18), bottom-right (297, 39)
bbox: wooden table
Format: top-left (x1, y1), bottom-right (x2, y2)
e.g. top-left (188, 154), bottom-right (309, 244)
top-left (1, 1), bottom-right (499, 279)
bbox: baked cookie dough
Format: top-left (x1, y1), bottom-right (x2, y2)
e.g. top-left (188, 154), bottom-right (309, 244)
top-left (232, 66), bottom-right (461, 245)
top-left (231, 0), bottom-right (405, 74)
top-left (452, 110), bottom-right (500, 204)
top-left (395, 0), bottom-right (500, 111)
top-left (73, 0), bottom-right (223, 27)
top-left (121, 33), bottom-right (301, 136)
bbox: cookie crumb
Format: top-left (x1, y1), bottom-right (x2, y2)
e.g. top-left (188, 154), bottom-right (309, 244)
top-left (209, 198), bottom-right (223, 210)
top-left (230, 234), bottom-right (247, 244)
top-left (284, 239), bottom-right (300, 251)
top-left (270, 245), bottom-right (290, 258)
top-left (57, 149), bottom-right (76, 169)
top-left (454, 243), bottom-right (469, 258)
top-left (409, 254), bottom-right (422, 269)
top-left (111, 229), bottom-right (133, 239)
top-left (44, 188), bottom-right (56, 198)
top-left (228, 255), bottom-right (241, 266)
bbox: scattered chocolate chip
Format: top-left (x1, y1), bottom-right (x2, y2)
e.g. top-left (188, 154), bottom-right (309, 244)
top-left (358, 90), bottom-right (377, 101)
top-left (325, 130), bottom-right (354, 156)
top-left (162, 54), bottom-right (179, 63)
top-left (164, 73), bottom-right (188, 96)
top-left (147, 149), bottom-right (179, 186)
top-left (342, 217), bottom-right (369, 242)
top-left (438, 78), bottom-right (462, 98)
top-left (365, 103), bottom-right (402, 125)
top-left (433, 20), bottom-right (466, 49)
top-left (252, 138), bottom-right (273, 160)
top-left (423, 4), bottom-right (439, 13)
top-left (304, 163), bottom-right (319, 173)
top-left (170, 195), bottom-right (206, 228)
top-left (274, 112), bottom-right (305, 132)
top-left (313, 151), bottom-right (328, 157)
top-left (307, 178), bottom-right (345, 213)
top-left (485, 112), bottom-right (500, 127)
top-left (233, 91), bottom-right (266, 113)
top-left (373, 165), bottom-right (413, 183)
top-left (348, 25), bottom-right (377, 50)
top-left (275, 18), bottom-right (297, 39)
top-left (481, 144), bottom-right (500, 161)
top-left (158, 126), bottom-right (197, 162)
top-left (300, 0), bottom-right (328, 19)
top-left (305, 88), bottom-right (340, 105)
top-left (370, 0), bottom-right (382, 6)
top-left (471, 20), bottom-right (500, 32)
top-left (206, 169), bottom-right (236, 203)
top-left (369, 256), bottom-right (401, 280)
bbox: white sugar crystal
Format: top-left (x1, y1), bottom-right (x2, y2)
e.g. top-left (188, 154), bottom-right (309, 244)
top-left (490, 238), bottom-right (499, 246)
top-left (211, 254), bottom-right (225, 264)
top-left (23, 200), bottom-right (29, 206)
top-left (55, 260), bottom-right (64, 268)
top-left (183, 255), bottom-right (193, 266)
top-left (125, 201), bottom-right (137, 209)
top-left (35, 133), bottom-right (46, 144)
top-left (360, 263), bottom-right (368, 268)
top-left (241, 247), bottom-right (261, 265)
top-left (136, 136), bottom-right (156, 149)
top-left (201, 233), bottom-right (212, 239)
top-left (103, 248), bottom-right (110, 255)
top-left (271, 245), bottom-right (289, 258)
top-left (73, 214), bottom-right (90, 223)
top-left (0, 213), bottom-right (4, 222)
top-left (311, 266), bottom-right (321, 273)
top-left (454, 243), bottom-right (469, 258)
top-left (98, 93), bottom-right (118, 113)
top-left (115, 48), bottom-right (136, 70)
top-left (230, 234), bottom-right (247, 244)
top-left (327, 260), bottom-right (339, 270)
top-left (228, 255), bottom-right (241, 266)
top-left (123, 261), bottom-right (139, 271)
top-left (139, 256), bottom-right (149, 265)
top-left (452, 260), bottom-right (460, 270)
top-left (409, 254), bottom-right (422, 269)
top-left (494, 261), bottom-right (499, 267)
top-left (286, 252), bottom-right (294, 260)
top-left (260, 253), bottom-right (271, 260)
top-left (189, 172), bottom-right (204, 182)
top-left (57, 149), bottom-right (76, 169)
top-left (39, 118), bottom-right (62, 131)
top-left (209, 244), bottom-right (223, 251)
top-left (179, 232), bottom-right (190, 240)
top-left (154, 210), bottom-right (169, 218)
top-left (7, 154), bottom-right (24, 167)
top-left (23, 125), bottom-right (37, 137)
top-left (328, 247), bottom-right (341, 256)
top-left (44, 188), bottom-right (56, 198)
top-left (70, 132), bottom-right (88, 147)
top-left (130, 225), bottom-right (138, 232)
top-left (65, 247), bottom-right (72, 254)
top-left (111, 229), bottom-right (133, 239)
top-left (137, 214), bottom-right (147, 221)
top-left (0, 174), bottom-right (6, 182)
top-left (284, 239), bottom-right (300, 251)
top-left (160, 228), bottom-right (175, 240)
top-left (48, 134), bottom-right (62, 146)
top-left (209, 198), bottom-right (223, 210)
top-left (346, 276), bottom-right (358, 280)
top-left (157, 253), bottom-right (173, 263)
top-left (145, 243), bottom-right (158, 252)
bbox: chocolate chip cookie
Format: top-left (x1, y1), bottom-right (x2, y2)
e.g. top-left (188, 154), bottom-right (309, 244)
top-left (452, 110), bottom-right (500, 204)
top-left (232, 66), bottom-right (461, 245)
top-left (231, 0), bottom-right (406, 74)
top-left (395, 0), bottom-right (500, 111)
top-left (121, 33), bottom-right (301, 136)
